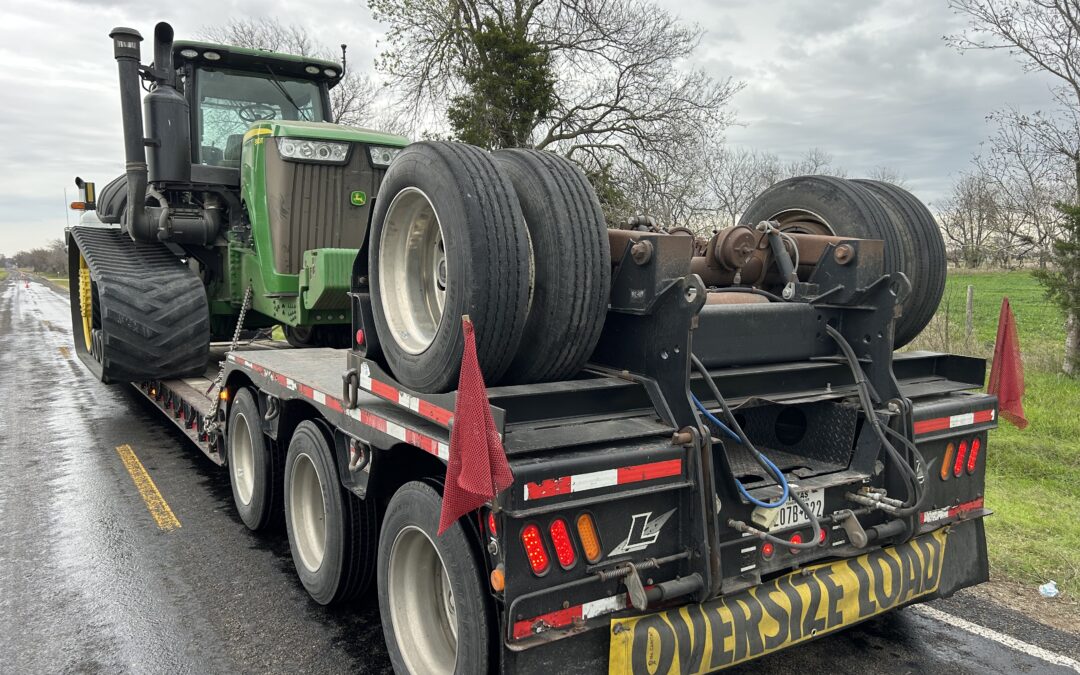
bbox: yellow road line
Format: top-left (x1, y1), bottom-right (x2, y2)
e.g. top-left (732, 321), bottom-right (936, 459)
top-left (115, 444), bottom-right (181, 531)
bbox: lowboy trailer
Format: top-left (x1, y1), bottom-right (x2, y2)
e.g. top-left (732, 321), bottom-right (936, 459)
top-left (129, 228), bottom-right (996, 674)
top-left (73, 22), bottom-right (996, 674)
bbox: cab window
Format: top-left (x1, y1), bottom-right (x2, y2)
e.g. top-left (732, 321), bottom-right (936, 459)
top-left (195, 67), bottom-right (325, 166)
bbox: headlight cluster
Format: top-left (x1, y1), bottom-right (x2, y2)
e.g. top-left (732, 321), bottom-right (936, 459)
top-left (277, 138), bottom-right (350, 163)
top-left (368, 145), bottom-right (403, 167)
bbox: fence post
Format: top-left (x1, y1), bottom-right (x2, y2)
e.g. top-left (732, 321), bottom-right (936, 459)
top-left (966, 285), bottom-right (974, 342)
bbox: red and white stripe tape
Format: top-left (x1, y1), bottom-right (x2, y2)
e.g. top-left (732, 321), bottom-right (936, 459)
top-left (523, 459), bottom-right (682, 501)
top-left (512, 593), bottom-right (628, 639)
top-left (228, 354), bottom-right (448, 460)
top-left (913, 408), bottom-right (995, 436)
top-left (358, 363), bottom-right (455, 426)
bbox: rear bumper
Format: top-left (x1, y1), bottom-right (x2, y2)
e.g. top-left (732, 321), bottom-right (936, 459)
top-left (501, 517), bottom-right (988, 674)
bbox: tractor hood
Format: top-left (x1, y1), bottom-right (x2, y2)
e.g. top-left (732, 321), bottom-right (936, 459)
top-left (246, 120), bottom-right (409, 147)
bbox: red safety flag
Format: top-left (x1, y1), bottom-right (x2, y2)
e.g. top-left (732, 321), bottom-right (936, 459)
top-left (987, 297), bottom-right (1028, 429)
top-left (438, 316), bottom-right (514, 535)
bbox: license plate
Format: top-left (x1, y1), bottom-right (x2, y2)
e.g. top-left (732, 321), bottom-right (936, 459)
top-left (770, 488), bottom-right (824, 531)
top-left (608, 529), bottom-right (948, 674)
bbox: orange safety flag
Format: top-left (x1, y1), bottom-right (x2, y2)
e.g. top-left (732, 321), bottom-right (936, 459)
top-left (987, 298), bottom-right (1028, 429)
top-left (438, 316), bottom-right (515, 535)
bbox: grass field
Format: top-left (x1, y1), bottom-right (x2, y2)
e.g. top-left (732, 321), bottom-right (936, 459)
top-left (46, 276), bottom-right (69, 289)
top-left (907, 270), bottom-right (1080, 595)
top-left (0, 269), bottom-right (7, 283)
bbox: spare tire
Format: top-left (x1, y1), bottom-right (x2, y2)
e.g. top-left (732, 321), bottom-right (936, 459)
top-left (492, 149), bottom-right (610, 384)
top-left (851, 180), bottom-right (946, 347)
top-left (369, 142), bottom-right (530, 393)
top-left (741, 176), bottom-right (922, 347)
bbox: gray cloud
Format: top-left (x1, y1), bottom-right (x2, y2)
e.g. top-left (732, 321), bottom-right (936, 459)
top-left (0, 0), bottom-right (1061, 253)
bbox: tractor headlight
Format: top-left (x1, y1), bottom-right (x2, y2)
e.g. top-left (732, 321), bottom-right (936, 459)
top-left (276, 138), bottom-right (350, 164)
top-left (368, 145), bottom-right (403, 167)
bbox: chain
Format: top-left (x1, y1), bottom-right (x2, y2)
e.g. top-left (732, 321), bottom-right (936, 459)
top-left (206, 284), bottom-right (253, 434)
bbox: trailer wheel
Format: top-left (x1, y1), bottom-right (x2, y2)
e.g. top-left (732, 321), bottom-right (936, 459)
top-left (378, 481), bottom-right (490, 675)
top-left (492, 149), bottom-right (611, 384)
top-left (741, 176), bottom-right (921, 346)
top-left (284, 421), bottom-right (376, 604)
top-left (369, 141), bottom-right (530, 393)
top-left (851, 179), bottom-right (947, 347)
top-left (227, 388), bottom-right (279, 531)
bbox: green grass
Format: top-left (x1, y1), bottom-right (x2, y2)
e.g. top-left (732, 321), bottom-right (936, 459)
top-left (0, 269), bottom-right (7, 283)
top-left (908, 270), bottom-right (1079, 594)
top-left (46, 276), bottom-right (69, 289)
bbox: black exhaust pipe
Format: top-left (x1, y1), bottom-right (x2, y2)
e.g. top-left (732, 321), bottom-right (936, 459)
top-left (108, 26), bottom-right (153, 242)
top-left (145, 23), bottom-right (191, 185)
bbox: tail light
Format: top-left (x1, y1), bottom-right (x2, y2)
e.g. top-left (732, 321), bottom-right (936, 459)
top-left (941, 442), bottom-right (956, 481)
top-left (789, 532), bottom-right (803, 553)
top-left (966, 437), bottom-right (982, 474)
top-left (521, 524), bottom-right (550, 576)
top-left (487, 511), bottom-right (497, 536)
top-left (761, 542), bottom-right (774, 559)
top-left (576, 513), bottom-right (602, 563)
top-left (549, 519), bottom-right (577, 569)
top-left (953, 440), bottom-right (968, 477)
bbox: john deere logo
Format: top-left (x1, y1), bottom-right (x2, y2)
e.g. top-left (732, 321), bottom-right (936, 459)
top-left (350, 191), bottom-right (367, 206)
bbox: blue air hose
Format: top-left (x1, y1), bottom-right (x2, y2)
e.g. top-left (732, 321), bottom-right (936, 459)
top-left (692, 393), bottom-right (791, 509)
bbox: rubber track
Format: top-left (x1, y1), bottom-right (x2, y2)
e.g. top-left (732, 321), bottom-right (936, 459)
top-left (70, 226), bottom-right (209, 382)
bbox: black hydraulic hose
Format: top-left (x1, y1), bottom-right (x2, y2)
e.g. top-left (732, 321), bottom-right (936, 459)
top-left (824, 325), bottom-right (926, 516)
top-left (708, 287), bottom-right (786, 303)
top-left (690, 354), bottom-right (823, 550)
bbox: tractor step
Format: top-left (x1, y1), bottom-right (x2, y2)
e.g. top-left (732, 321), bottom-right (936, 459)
top-left (67, 226), bottom-right (210, 383)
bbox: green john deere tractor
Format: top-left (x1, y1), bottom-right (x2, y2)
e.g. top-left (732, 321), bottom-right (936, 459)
top-left (68, 22), bottom-right (408, 382)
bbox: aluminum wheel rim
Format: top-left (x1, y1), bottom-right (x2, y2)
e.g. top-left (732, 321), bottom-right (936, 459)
top-left (388, 525), bottom-right (457, 675)
top-left (290, 452), bottom-right (326, 573)
top-left (230, 412), bottom-right (256, 506)
top-left (379, 187), bottom-right (448, 355)
top-left (766, 208), bottom-right (836, 236)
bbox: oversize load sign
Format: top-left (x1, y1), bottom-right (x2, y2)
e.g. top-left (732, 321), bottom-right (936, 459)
top-left (609, 530), bottom-right (947, 674)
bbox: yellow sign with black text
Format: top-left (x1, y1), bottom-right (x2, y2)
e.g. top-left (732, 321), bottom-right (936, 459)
top-left (609, 529), bottom-right (948, 674)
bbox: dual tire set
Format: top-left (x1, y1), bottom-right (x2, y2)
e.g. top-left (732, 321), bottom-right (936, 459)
top-left (367, 142), bottom-right (611, 393)
top-left (742, 175), bottom-right (947, 348)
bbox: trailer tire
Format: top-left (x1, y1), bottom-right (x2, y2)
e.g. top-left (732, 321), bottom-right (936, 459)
top-left (741, 176), bottom-right (919, 346)
top-left (227, 388), bottom-right (279, 531)
top-left (493, 149), bottom-right (611, 384)
top-left (369, 141), bottom-right (530, 393)
top-left (378, 481), bottom-right (490, 675)
top-left (284, 421), bottom-right (376, 605)
top-left (851, 179), bottom-right (947, 346)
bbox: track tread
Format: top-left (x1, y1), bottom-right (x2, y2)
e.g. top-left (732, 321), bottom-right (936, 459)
top-left (69, 227), bottom-right (209, 382)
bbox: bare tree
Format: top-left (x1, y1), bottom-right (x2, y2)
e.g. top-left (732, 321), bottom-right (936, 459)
top-left (948, 0), bottom-right (1080, 372)
top-left (784, 148), bottom-right (847, 178)
top-left (704, 146), bottom-right (781, 228)
top-left (369, 0), bottom-right (742, 173)
top-left (939, 169), bottom-right (1000, 267)
top-left (867, 166), bottom-right (909, 188)
top-left (198, 18), bottom-right (376, 127)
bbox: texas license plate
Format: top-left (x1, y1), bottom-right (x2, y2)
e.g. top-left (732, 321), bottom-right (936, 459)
top-left (770, 488), bottom-right (824, 531)
top-left (608, 529), bottom-right (948, 674)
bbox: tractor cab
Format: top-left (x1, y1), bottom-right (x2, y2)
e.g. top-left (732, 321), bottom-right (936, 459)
top-left (171, 41), bottom-right (337, 172)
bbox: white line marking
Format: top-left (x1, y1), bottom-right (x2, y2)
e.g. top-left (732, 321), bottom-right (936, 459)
top-left (911, 604), bottom-right (1080, 672)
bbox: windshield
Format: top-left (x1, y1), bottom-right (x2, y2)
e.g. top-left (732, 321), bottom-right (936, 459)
top-left (195, 67), bottom-right (326, 166)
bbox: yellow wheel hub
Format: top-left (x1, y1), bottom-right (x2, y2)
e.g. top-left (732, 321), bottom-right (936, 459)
top-left (78, 254), bottom-right (93, 351)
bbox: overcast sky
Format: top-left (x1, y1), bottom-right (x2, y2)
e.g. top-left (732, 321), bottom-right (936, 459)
top-left (0, 0), bottom-right (1059, 254)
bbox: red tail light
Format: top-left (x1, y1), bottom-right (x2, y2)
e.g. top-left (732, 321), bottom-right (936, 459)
top-left (761, 542), bottom-right (774, 559)
top-left (521, 524), bottom-right (550, 576)
top-left (966, 437), bottom-right (982, 474)
top-left (818, 528), bottom-right (827, 545)
top-left (953, 440), bottom-right (968, 477)
top-left (549, 519), bottom-right (577, 569)
top-left (488, 511), bottom-right (498, 536)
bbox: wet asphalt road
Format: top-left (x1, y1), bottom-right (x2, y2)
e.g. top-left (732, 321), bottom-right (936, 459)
top-left (0, 276), bottom-right (1077, 675)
